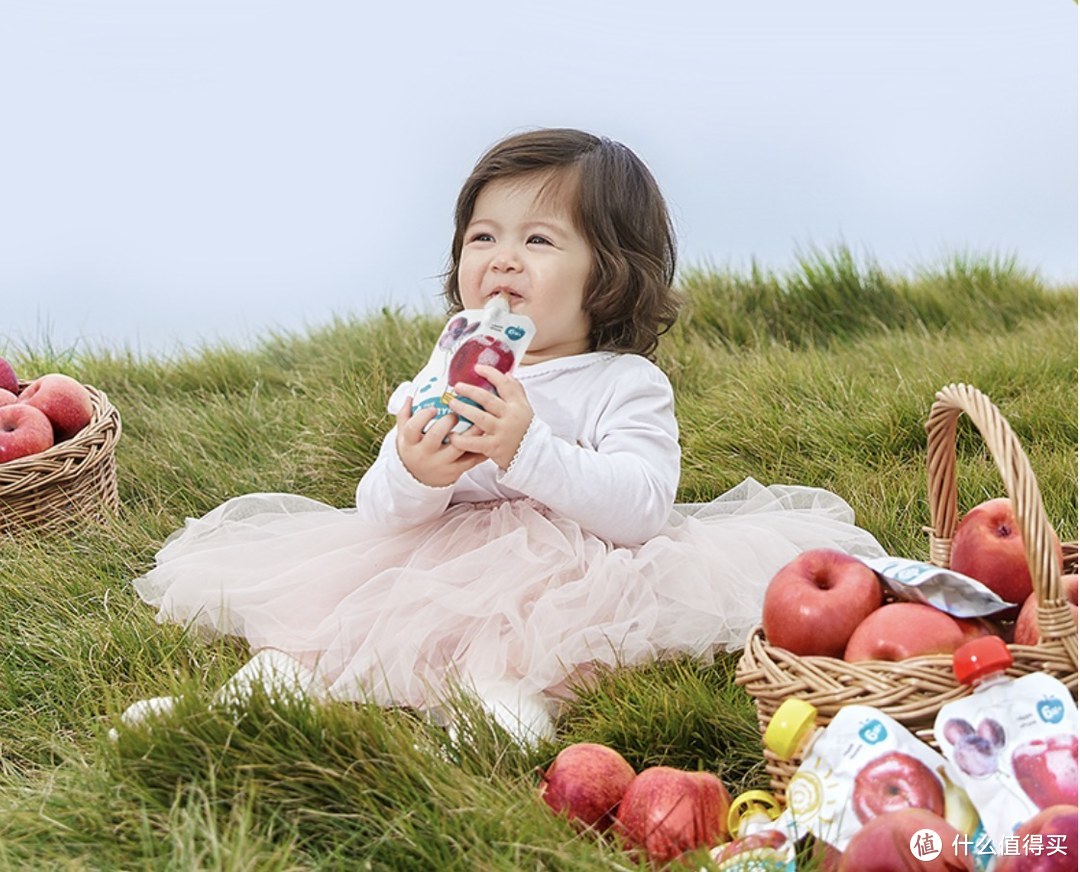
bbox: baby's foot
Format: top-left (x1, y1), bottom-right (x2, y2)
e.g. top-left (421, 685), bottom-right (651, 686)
top-left (108, 695), bottom-right (179, 740)
top-left (472, 681), bottom-right (555, 747)
top-left (214, 648), bottom-right (322, 707)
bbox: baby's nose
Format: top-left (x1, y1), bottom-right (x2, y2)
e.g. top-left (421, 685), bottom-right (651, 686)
top-left (492, 246), bottom-right (522, 271)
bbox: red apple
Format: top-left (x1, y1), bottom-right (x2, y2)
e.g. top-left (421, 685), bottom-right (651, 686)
top-left (1013, 575), bottom-right (1079, 646)
top-left (761, 549), bottom-right (884, 657)
top-left (994, 804), bottom-right (1078, 872)
top-left (18, 373), bottom-right (94, 441)
top-left (839, 808), bottom-right (974, 871)
top-left (950, 498), bottom-right (1063, 606)
top-left (1012, 734), bottom-right (1078, 810)
top-left (852, 751), bottom-right (946, 823)
top-left (0, 356), bottom-right (17, 395)
top-left (447, 335), bottom-right (515, 391)
top-left (0, 403), bottom-right (54, 463)
top-left (614, 766), bottom-right (731, 864)
top-left (538, 742), bottom-right (636, 831)
top-left (844, 602), bottom-right (989, 662)
top-left (0, 388), bottom-right (17, 406)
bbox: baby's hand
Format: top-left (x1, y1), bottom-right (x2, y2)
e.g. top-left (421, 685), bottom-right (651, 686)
top-left (395, 398), bottom-right (487, 487)
top-left (447, 365), bottom-right (533, 471)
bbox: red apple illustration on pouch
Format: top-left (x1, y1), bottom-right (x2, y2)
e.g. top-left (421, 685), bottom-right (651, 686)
top-left (852, 751), bottom-right (945, 823)
top-left (712, 829), bottom-right (790, 865)
top-left (448, 335), bottom-right (515, 392)
top-left (1012, 734), bottom-right (1079, 809)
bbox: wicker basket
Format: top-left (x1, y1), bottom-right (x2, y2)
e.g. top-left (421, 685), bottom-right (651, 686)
top-left (735, 382), bottom-right (1078, 800)
top-left (0, 380), bottom-right (122, 535)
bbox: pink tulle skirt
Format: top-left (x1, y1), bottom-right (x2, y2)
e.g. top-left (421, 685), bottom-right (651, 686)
top-left (133, 478), bottom-right (884, 710)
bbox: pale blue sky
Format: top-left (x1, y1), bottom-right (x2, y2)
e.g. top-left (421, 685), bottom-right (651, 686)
top-left (1, 1), bottom-right (1076, 356)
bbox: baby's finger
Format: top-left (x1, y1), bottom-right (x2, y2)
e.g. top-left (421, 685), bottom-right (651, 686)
top-left (398, 401), bottom-right (436, 442)
top-left (423, 409), bottom-right (460, 445)
top-left (448, 428), bottom-right (485, 454)
top-left (472, 365), bottom-right (525, 399)
top-left (451, 380), bottom-right (500, 408)
top-left (448, 398), bottom-right (496, 430)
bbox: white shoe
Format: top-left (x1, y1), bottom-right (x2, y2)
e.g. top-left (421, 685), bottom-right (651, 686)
top-left (472, 681), bottom-right (555, 747)
top-left (213, 648), bottom-right (321, 708)
top-left (108, 695), bottom-right (179, 740)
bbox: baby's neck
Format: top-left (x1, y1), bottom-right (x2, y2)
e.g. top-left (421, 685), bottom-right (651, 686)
top-left (521, 338), bottom-right (592, 366)
top-left (522, 350), bottom-right (591, 366)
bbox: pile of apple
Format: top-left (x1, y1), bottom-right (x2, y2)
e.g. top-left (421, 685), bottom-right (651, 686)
top-left (537, 742), bottom-right (731, 864)
top-left (0, 356), bottom-right (95, 465)
top-left (761, 497), bottom-right (1076, 661)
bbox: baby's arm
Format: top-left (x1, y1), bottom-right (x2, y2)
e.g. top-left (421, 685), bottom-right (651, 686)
top-left (454, 359), bottom-right (680, 546)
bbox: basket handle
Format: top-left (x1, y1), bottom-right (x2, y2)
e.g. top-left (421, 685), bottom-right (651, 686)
top-left (925, 383), bottom-right (1075, 663)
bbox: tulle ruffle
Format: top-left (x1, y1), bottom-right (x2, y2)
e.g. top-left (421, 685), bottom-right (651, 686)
top-left (134, 478), bottom-right (885, 711)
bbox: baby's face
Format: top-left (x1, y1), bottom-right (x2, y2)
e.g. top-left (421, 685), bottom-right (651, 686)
top-left (458, 173), bottom-right (592, 365)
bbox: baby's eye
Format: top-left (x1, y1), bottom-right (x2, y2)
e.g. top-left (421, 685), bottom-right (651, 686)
top-left (527, 234), bottom-right (552, 245)
top-left (468, 232), bottom-right (495, 244)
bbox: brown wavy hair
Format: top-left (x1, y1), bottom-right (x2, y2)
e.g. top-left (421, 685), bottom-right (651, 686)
top-left (443, 128), bottom-right (680, 359)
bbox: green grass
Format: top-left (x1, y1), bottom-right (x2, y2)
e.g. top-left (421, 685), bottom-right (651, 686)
top-left (0, 248), bottom-right (1076, 869)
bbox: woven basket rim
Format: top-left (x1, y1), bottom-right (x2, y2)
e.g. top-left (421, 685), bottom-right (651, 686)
top-left (0, 380), bottom-right (121, 493)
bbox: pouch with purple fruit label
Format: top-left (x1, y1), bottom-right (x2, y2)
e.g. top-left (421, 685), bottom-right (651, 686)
top-left (765, 700), bottom-right (982, 854)
top-left (933, 637), bottom-right (1078, 848)
top-left (860, 555), bottom-right (1013, 618)
top-left (387, 294), bottom-right (534, 434)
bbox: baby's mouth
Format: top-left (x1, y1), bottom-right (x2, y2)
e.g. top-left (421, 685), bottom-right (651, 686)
top-left (489, 288), bottom-right (524, 306)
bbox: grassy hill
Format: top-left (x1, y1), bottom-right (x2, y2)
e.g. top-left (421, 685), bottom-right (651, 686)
top-left (0, 250), bottom-right (1076, 869)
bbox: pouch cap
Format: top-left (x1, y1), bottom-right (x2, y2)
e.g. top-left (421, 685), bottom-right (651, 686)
top-left (953, 635), bottom-right (1013, 685)
top-left (764, 698), bottom-right (818, 760)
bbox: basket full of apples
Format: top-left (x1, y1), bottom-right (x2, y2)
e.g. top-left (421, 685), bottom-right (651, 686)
top-left (736, 382), bottom-right (1077, 800)
top-left (0, 356), bottom-right (122, 535)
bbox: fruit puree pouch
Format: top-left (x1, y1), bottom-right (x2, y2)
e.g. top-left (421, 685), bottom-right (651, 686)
top-left (861, 555), bottom-right (1013, 618)
top-left (707, 790), bottom-right (797, 871)
top-left (387, 294), bottom-right (534, 434)
top-left (764, 699), bottom-right (982, 855)
top-left (934, 636), bottom-right (1079, 852)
